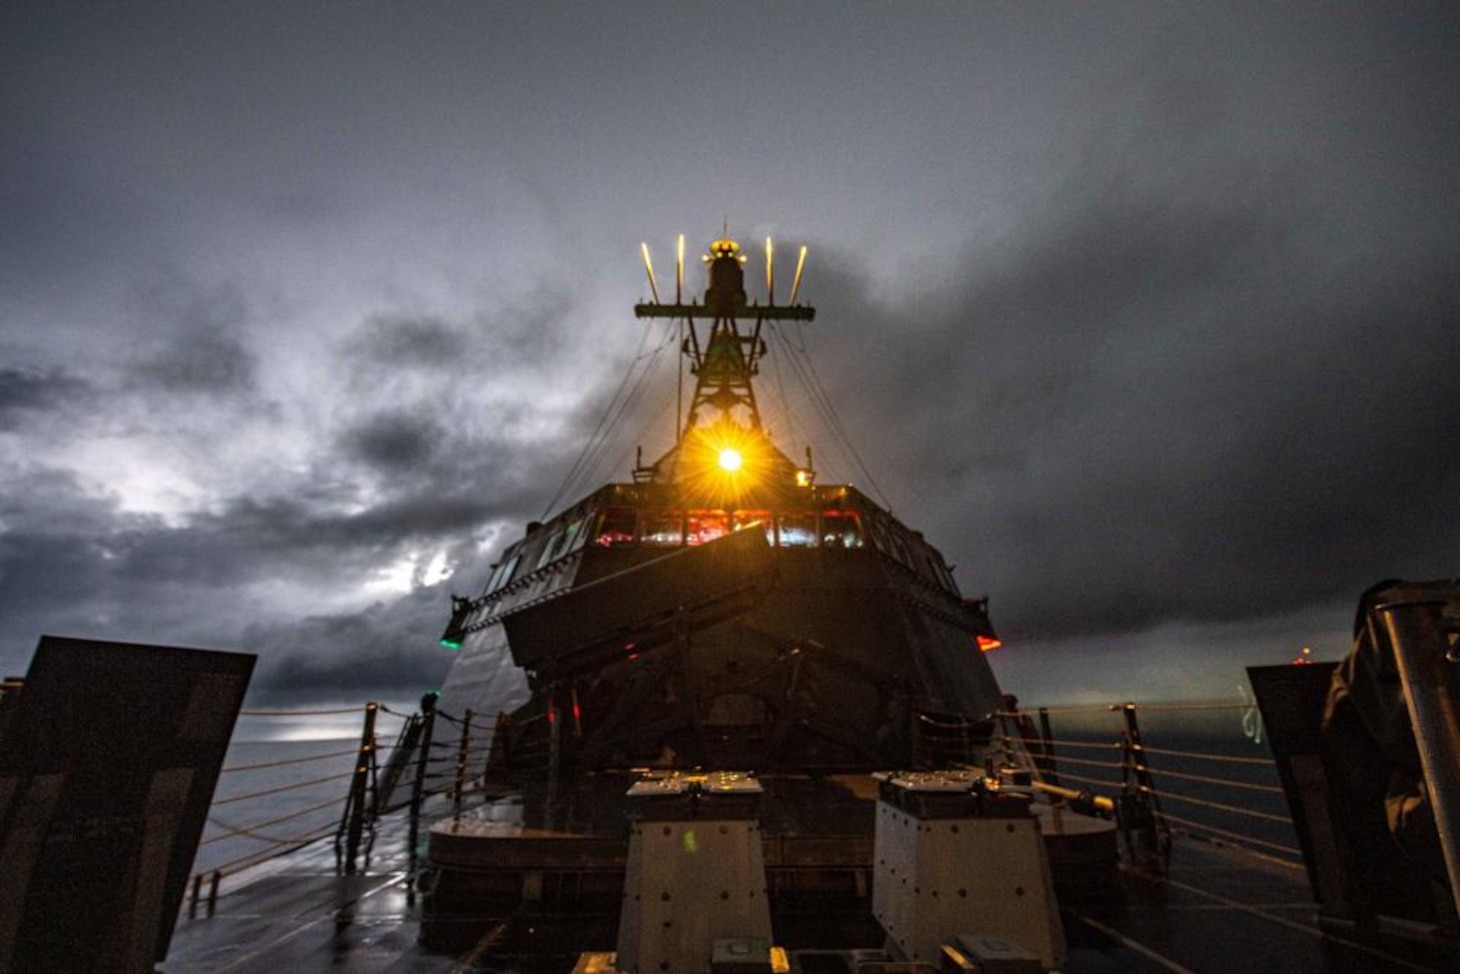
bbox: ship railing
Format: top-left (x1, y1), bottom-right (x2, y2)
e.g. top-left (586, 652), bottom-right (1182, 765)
top-left (184, 702), bottom-right (415, 916)
top-left (993, 700), bottom-right (1300, 872)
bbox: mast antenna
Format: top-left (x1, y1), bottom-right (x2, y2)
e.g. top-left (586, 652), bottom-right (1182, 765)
top-left (640, 242), bottom-right (662, 304)
top-left (765, 236), bottom-right (774, 304)
top-left (788, 245), bottom-right (808, 304)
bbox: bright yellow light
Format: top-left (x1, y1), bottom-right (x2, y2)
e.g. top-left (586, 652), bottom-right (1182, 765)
top-left (718, 448), bottom-right (743, 472)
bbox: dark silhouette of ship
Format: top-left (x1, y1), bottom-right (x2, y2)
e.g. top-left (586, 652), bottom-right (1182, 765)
top-left (434, 233), bottom-right (1003, 780)
top-left (420, 232), bottom-right (1031, 956)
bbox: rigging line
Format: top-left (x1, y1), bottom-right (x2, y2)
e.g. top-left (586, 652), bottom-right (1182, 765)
top-left (539, 323), bottom-right (660, 518)
top-left (789, 321), bottom-right (891, 508)
top-left (562, 328), bottom-right (677, 500)
top-left (576, 328), bottom-right (676, 489)
top-left (588, 371), bottom-right (679, 489)
top-left (775, 325), bottom-right (891, 508)
top-left (765, 322), bottom-right (801, 453)
top-left (774, 325), bottom-right (867, 482)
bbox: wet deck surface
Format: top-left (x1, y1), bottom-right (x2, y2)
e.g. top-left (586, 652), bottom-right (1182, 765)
top-left (162, 806), bottom-right (1457, 973)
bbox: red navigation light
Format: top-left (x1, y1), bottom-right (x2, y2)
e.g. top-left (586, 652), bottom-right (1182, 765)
top-left (977, 635), bottom-right (1003, 652)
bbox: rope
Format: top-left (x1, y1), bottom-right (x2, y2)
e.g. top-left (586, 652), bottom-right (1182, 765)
top-left (210, 824), bottom-right (337, 877)
top-left (220, 747), bottom-right (359, 774)
top-left (210, 769), bottom-right (356, 806)
top-left (1140, 764), bottom-right (1284, 795)
top-left (772, 322), bottom-right (891, 509)
top-left (1050, 770), bottom-right (1123, 790)
top-left (238, 706), bottom-right (367, 717)
top-left (1130, 701), bottom-right (1251, 712)
top-left (542, 325), bottom-right (676, 517)
top-left (995, 704), bottom-right (1114, 717)
top-left (1138, 785), bottom-right (1292, 824)
top-left (1159, 810), bottom-right (1301, 859)
top-left (1034, 737), bottom-right (1124, 751)
top-left (200, 794), bottom-right (346, 846)
top-left (377, 703), bottom-right (416, 718)
top-left (1137, 744), bottom-right (1275, 767)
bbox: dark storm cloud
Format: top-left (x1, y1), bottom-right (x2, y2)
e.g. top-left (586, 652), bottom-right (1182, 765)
top-left (804, 141), bottom-right (1460, 644)
top-left (2, 2), bottom-right (1457, 706)
top-left (346, 315), bottom-right (469, 370)
top-left (339, 410), bottom-right (442, 472)
top-left (0, 366), bottom-right (92, 426)
top-left (126, 279), bottom-right (258, 393)
top-left (239, 587), bottom-right (454, 704)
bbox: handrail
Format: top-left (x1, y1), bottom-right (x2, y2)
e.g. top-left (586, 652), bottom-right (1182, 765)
top-left (1002, 698), bottom-right (1292, 872)
top-left (1137, 784), bottom-right (1292, 824)
top-left (1159, 809), bottom-right (1302, 860)
top-left (1139, 763), bottom-right (1284, 795)
top-left (1137, 743), bottom-right (1275, 767)
top-left (200, 794), bottom-right (347, 846)
top-left (210, 769), bottom-right (356, 806)
top-left (220, 746), bottom-right (359, 774)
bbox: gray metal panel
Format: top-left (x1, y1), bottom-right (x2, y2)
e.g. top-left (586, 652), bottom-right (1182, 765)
top-left (0, 636), bottom-right (254, 968)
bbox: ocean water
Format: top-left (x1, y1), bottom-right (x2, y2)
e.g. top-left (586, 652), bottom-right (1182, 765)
top-left (192, 738), bottom-right (364, 878)
top-left (1009, 702), bottom-right (1299, 861)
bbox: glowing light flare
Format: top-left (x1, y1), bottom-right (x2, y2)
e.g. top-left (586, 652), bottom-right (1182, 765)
top-left (765, 236), bottom-right (774, 302)
top-left (676, 234), bottom-right (684, 303)
top-left (439, 637), bottom-right (463, 651)
top-left (718, 448), bottom-right (743, 472)
top-left (788, 245), bottom-right (808, 304)
top-left (977, 635), bottom-right (1003, 652)
top-left (640, 242), bottom-right (662, 303)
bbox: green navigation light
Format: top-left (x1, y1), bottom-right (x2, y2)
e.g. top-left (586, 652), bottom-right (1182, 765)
top-left (439, 638), bottom-right (463, 651)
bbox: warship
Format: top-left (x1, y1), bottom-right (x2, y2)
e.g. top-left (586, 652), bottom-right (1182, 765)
top-left (418, 232), bottom-right (1073, 967)
top-left (7, 232), bottom-right (1458, 973)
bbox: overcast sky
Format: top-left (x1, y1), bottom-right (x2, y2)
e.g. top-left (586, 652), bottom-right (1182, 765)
top-left (2, 3), bottom-right (1457, 707)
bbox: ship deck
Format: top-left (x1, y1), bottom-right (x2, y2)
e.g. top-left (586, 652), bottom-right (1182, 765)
top-left (159, 801), bottom-right (1455, 973)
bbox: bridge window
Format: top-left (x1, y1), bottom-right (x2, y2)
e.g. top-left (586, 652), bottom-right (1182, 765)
top-left (686, 511), bottom-right (729, 546)
top-left (821, 511), bottom-right (864, 548)
top-left (777, 512), bottom-right (818, 547)
top-left (561, 515), bottom-right (590, 555)
top-left (487, 554), bottom-right (520, 593)
top-left (593, 507), bottom-right (637, 547)
top-left (642, 511), bottom-right (684, 547)
top-left (534, 528), bottom-right (564, 570)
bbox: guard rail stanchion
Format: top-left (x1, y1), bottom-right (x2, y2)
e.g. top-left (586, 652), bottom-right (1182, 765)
top-left (453, 708), bottom-right (474, 825)
top-left (338, 701), bottom-right (378, 875)
top-left (1038, 706), bottom-right (1060, 785)
top-left (1117, 702), bottom-right (1170, 866)
top-left (408, 693), bottom-right (439, 886)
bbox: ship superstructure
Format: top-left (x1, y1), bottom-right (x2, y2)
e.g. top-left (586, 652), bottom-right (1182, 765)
top-left (434, 234), bottom-right (1002, 777)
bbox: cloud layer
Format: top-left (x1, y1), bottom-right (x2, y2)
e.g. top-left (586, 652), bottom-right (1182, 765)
top-left (2, 4), bottom-right (1456, 705)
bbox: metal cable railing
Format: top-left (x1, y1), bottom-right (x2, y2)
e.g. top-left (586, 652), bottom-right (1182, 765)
top-left (995, 700), bottom-right (1298, 869)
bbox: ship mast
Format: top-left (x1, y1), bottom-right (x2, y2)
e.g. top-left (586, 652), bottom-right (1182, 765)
top-left (636, 234), bottom-right (813, 475)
